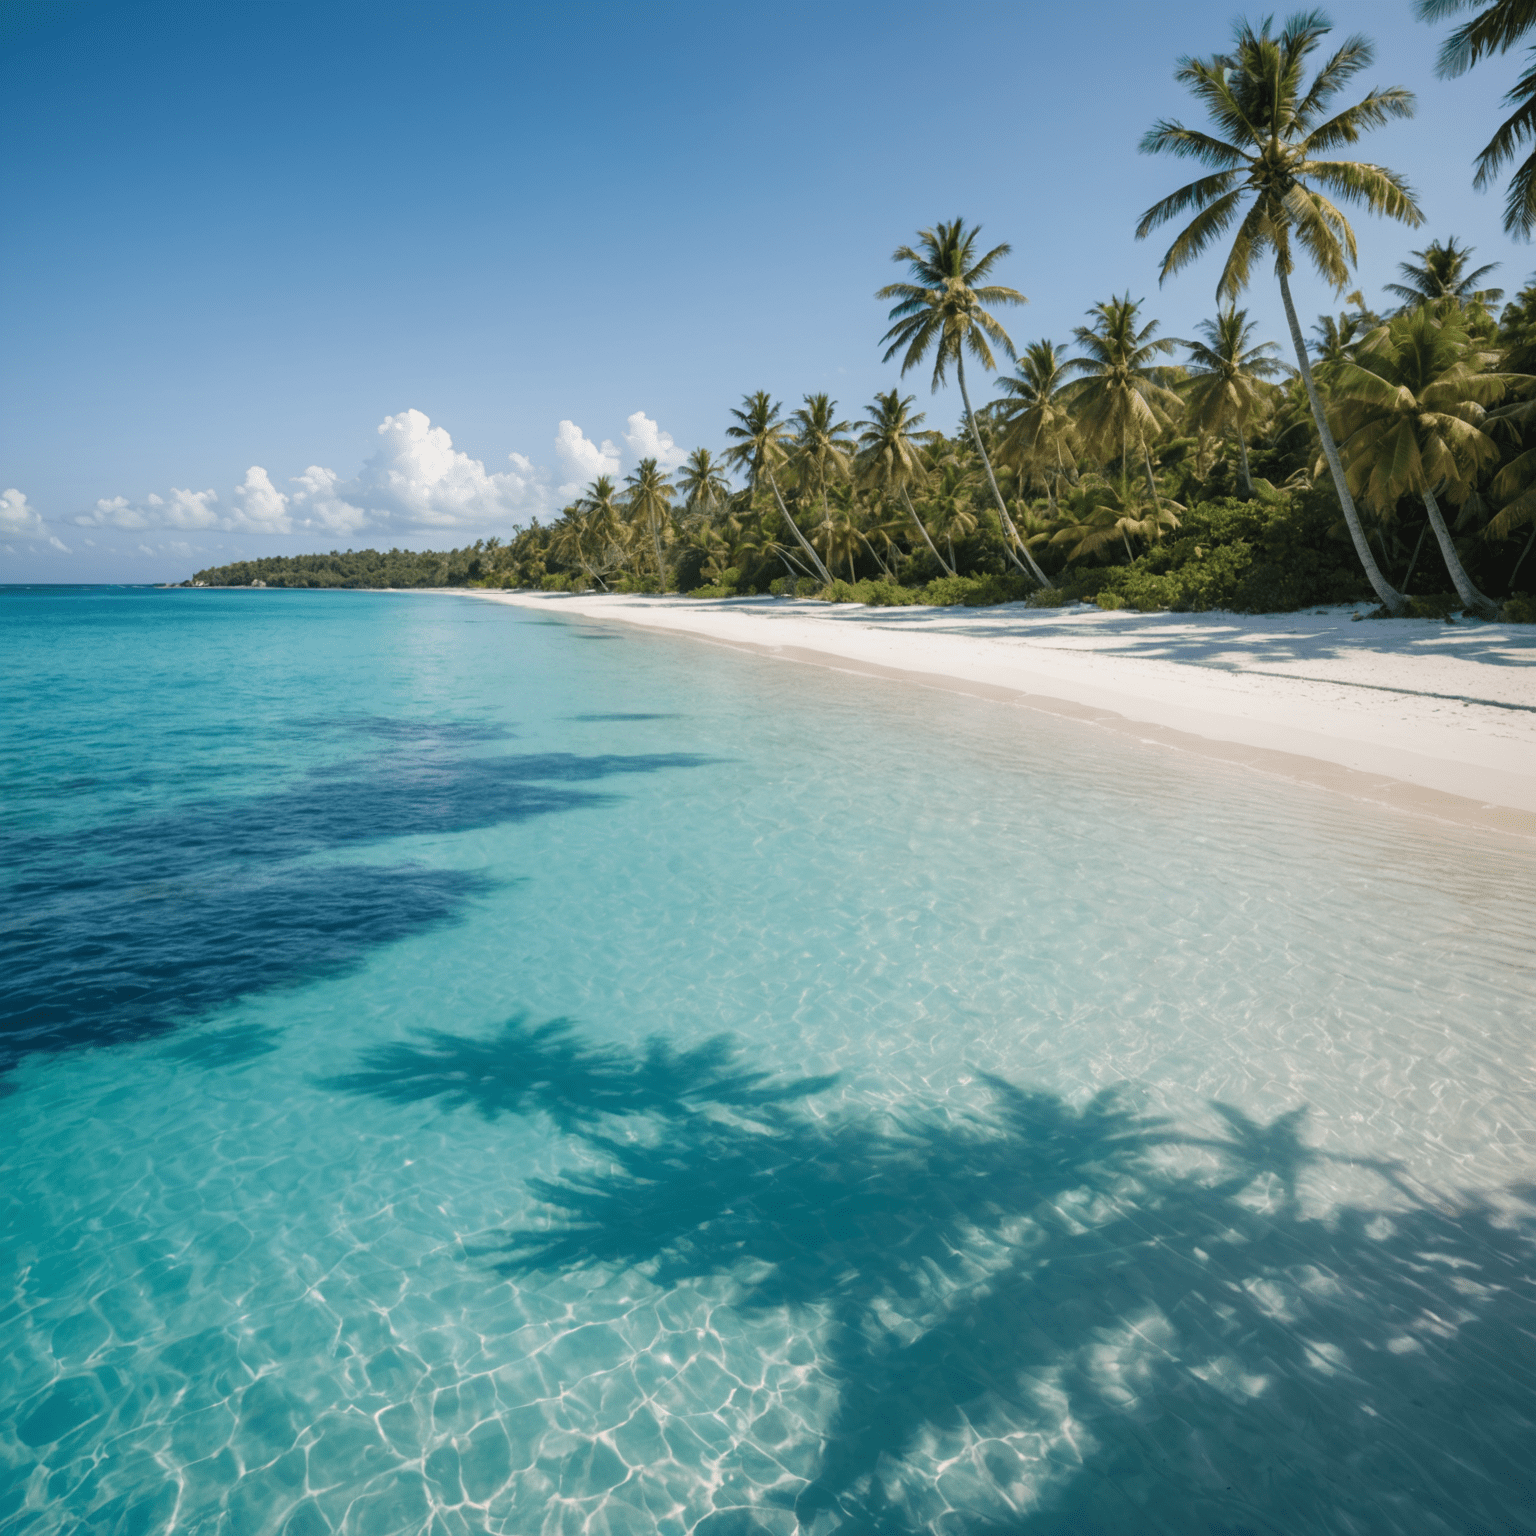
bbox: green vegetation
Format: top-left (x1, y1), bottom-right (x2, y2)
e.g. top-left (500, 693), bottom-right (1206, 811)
top-left (191, 11), bottom-right (1536, 622)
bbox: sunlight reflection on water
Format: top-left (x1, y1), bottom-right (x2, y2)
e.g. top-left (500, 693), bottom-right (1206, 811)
top-left (1, 587), bottom-right (1533, 1535)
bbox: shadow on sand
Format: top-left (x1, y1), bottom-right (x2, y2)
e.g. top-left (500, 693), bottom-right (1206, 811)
top-left (330, 1016), bottom-right (1536, 1535)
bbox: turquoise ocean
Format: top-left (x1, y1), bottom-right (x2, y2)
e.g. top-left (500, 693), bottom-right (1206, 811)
top-left (2, 585), bottom-right (1534, 1535)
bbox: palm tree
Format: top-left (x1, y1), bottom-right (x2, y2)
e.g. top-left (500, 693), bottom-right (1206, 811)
top-left (790, 394), bottom-right (855, 542)
top-left (1383, 237), bottom-right (1503, 313)
top-left (1048, 479), bottom-right (1180, 564)
top-left (876, 219), bottom-right (1054, 586)
top-left (723, 391), bottom-right (833, 584)
top-left (623, 458), bottom-right (675, 594)
top-left (1417, 0), bottom-right (1536, 236)
top-left (567, 476), bottom-right (628, 589)
top-left (676, 448), bottom-right (733, 518)
top-left (1064, 295), bottom-right (1183, 508)
top-left (1329, 307), bottom-right (1525, 614)
top-left (993, 340), bottom-right (1080, 517)
top-left (1177, 307), bottom-right (1287, 496)
top-left (854, 390), bottom-right (954, 576)
top-left (925, 459), bottom-right (980, 573)
top-left (1137, 11), bottom-right (1423, 613)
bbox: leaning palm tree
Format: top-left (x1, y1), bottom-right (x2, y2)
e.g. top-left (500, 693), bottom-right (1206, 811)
top-left (623, 458), bottom-right (675, 594)
top-left (854, 389), bottom-right (954, 576)
top-left (723, 391), bottom-right (833, 584)
top-left (1064, 295), bottom-right (1183, 508)
top-left (993, 340), bottom-right (1080, 517)
top-left (676, 448), bottom-right (733, 518)
top-left (1177, 308), bottom-right (1287, 496)
top-left (1329, 307), bottom-right (1526, 614)
top-left (876, 219), bottom-right (1053, 586)
top-left (1137, 11), bottom-right (1423, 613)
top-left (1417, 0), bottom-right (1536, 235)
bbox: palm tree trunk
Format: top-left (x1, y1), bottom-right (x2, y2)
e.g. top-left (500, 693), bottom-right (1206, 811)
top-left (1277, 267), bottom-right (1404, 614)
top-left (1141, 446), bottom-right (1163, 514)
top-left (1422, 486), bottom-right (1496, 616)
top-left (900, 485), bottom-right (955, 576)
top-left (766, 470), bottom-right (832, 584)
top-left (1400, 520), bottom-right (1429, 592)
top-left (856, 529), bottom-right (893, 580)
top-left (948, 536), bottom-right (956, 572)
top-left (956, 353), bottom-right (1053, 587)
top-left (1236, 422), bottom-right (1254, 498)
top-left (650, 513), bottom-right (667, 594)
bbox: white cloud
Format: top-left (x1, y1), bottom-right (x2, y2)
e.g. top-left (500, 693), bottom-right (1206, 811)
top-left (622, 411), bottom-right (689, 473)
top-left (288, 466), bottom-right (369, 535)
top-left (336, 408), bottom-right (549, 528)
top-left (229, 466), bottom-right (291, 533)
top-left (80, 487), bottom-right (220, 531)
top-left (0, 488), bottom-right (70, 552)
top-left (554, 420), bottom-right (621, 498)
top-left (64, 405), bottom-right (695, 547)
top-left (0, 488), bottom-right (46, 537)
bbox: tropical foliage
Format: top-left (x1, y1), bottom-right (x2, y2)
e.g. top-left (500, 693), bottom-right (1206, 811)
top-left (191, 12), bottom-right (1536, 620)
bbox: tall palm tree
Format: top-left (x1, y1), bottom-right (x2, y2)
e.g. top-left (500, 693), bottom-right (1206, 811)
top-left (1064, 296), bottom-right (1183, 508)
top-left (854, 390), bottom-right (954, 576)
top-left (623, 458), bottom-right (675, 594)
top-left (1383, 237), bottom-right (1503, 313)
top-left (1137, 11), bottom-right (1423, 613)
top-left (1329, 307), bottom-right (1525, 614)
top-left (1417, 0), bottom-right (1536, 235)
top-left (676, 448), bottom-right (733, 518)
top-left (789, 394), bottom-right (855, 534)
top-left (1177, 308), bottom-right (1287, 496)
top-left (876, 219), bottom-right (1054, 586)
top-left (723, 391), bottom-right (833, 584)
top-left (993, 340), bottom-right (1080, 517)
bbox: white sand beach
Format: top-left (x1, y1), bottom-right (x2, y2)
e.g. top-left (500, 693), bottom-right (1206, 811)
top-left (470, 591), bottom-right (1536, 834)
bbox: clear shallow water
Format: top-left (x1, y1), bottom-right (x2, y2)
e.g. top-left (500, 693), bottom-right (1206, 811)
top-left (2, 586), bottom-right (1534, 1536)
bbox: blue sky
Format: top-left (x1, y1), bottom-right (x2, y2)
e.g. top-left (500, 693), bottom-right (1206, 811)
top-left (1, 0), bottom-right (1525, 581)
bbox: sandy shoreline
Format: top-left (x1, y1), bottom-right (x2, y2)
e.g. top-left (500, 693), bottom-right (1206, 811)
top-left (463, 590), bottom-right (1536, 836)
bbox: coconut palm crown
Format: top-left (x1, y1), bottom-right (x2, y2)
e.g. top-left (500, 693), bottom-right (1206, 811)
top-left (1065, 295), bottom-right (1183, 504)
top-left (1417, 0), bottom-right (1536, 235)
top-left (1136, 10), bottom-right (1423, 612)
top-left (1177, 307), bottom-right (1287, 495)
top-left (1385, 236), bottom-right (1503, 314)
top-left (877, 219), bottom-right (1053, 585)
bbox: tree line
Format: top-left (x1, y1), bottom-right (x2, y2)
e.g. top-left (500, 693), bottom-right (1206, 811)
top-left (193, 9), bottom-right (1536, 621)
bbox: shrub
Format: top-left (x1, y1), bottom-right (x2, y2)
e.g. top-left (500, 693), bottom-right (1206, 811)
top-left (1025, 587), bottom-right (1073, 608)
top-left (539, 572), bottom-right (574, 592)
top-left (1406, 593), bottom-right (1460, 620)
top-left (1503, 593), bottom-right (1536, 623)
top-left (1094, 591), bottom-right (1128, 611)
top-left (613, 573), bottom-right (661, 594)
top-left (687, 583), bottom-right (736, 599)
top-left (919, 573), bottom-right (1034, 607)
top-left (813, 578), bottom-right (922, 606)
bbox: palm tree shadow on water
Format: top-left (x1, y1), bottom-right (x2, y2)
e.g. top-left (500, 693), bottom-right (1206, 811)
top-left (330, 1018), bottom-right (1536, 1535)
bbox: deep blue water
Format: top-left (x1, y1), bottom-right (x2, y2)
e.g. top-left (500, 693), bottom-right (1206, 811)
top-left (2, 586), bottom-right (1534, 1536)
